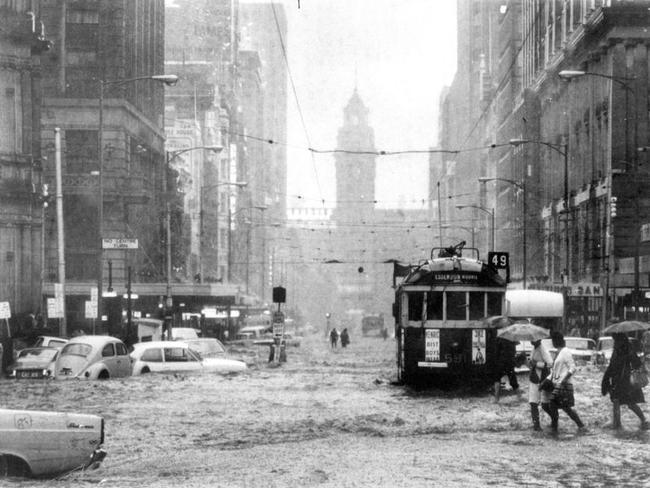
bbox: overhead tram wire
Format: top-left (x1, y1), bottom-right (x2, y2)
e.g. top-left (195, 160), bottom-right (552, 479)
top-left (270, 3), bottom-right (325, 207)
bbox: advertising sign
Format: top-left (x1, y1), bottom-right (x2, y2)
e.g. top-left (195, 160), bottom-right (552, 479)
top-left (47, 298), bottom-right (63, 319)
top-left (424, 329), bottom-right (440, 362)
top-left (472, 329), bottom-right (486, 364)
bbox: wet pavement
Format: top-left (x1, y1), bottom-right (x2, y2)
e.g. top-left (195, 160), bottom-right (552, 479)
top-left (2, 334), bottom-right (650, 487)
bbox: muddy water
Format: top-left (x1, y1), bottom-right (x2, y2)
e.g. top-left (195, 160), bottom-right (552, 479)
top-left (3, 335), bottom-right (650, 487)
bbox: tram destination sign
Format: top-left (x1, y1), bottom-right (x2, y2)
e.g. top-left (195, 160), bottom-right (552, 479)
top-left (102, 238), bottom-right (139, 249)
top-left (432, 272), bottom-right (479, 284)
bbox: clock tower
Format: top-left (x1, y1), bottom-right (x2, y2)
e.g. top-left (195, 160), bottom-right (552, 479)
top-left (332, 88), bottom-right (377, 225)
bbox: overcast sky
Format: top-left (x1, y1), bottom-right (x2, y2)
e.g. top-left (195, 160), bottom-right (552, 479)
top-left (271, 0), bottom-right (458, 211)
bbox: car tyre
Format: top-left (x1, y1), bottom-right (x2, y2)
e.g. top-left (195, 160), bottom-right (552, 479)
top-left (97, 370), bottom-right (110, 380)
top-left (141, 366), bottom-right (150, 374)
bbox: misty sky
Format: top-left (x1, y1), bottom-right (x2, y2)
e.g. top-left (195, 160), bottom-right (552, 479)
top-left (270, 0), bottom-right (458, 211)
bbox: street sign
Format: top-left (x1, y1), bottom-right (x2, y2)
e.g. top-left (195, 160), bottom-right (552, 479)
top-left (102, 238), bottom-right (139, 249)
top-left (47, 298), bottom-right (63, 319)
top-left (85, 300), bottom-right (97, 319)
top-left (272, 311), bottom-right (285, 337)
top-left (0, 301), bottom-right (11, 319)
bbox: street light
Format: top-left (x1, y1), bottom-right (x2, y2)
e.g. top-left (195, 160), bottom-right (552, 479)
top-left (456, 204), bottom-right (495, 252)
top-left (97, 74), bottom-right (178, 331)
top-left (478, 176), bottom-right (526, 288)
top-left (559, 69), bottom-right (640, 321)
top-left (509, 138), bottom-right (568, 282)
top-left (164, 145), bottom-right (224, 307)
top-left (227, 205), bottom-right (268, 293)
top-left (198, 180), bottom-right (247, 283)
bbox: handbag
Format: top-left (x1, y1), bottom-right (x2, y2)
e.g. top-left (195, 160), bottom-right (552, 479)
top-left (538, 376), bottom-right (554, 392)
top-left (630, 367), bottom-right (649, 389)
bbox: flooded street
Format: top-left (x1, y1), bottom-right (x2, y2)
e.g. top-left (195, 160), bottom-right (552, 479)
top-left (3, 334), bottom-right (650, 487)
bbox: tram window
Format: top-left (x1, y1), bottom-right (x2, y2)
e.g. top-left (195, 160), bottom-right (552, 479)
top-left (469, 292), bottom-right (485, 320)
top-left (487, 292), bottom-right (502, 316)
top-left (426, 292), bottom-right (443, 320)
top-left (446, 292), bottom-right (467, 320)
top-left (408, 292), bottom-right (424, 321)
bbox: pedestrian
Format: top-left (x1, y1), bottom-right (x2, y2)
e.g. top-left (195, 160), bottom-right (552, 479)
top-left (601, 333), bottom-right (649, 430)
top-left (492, 337), bottom-right (519, 403)
top-left (547, 331), bottom-right (586, 433)
top-left (381, 327), bottom-right (389, 340)
top-left (528, 338), bottom-right (553, 431)
top-left (330, 327), bottom-right (339, 348)
top-left (340, 328), bottom-right (350, 348)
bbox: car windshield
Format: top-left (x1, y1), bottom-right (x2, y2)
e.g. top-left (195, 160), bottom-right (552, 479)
top-left (187, 339), bottom-right (225, 356)
top-left (599, 338), bottom-right (614, 350)
top-left (18, 349), bottom-right (58, 360)
top-left (566, 338), bottom-right (594, 350)
top-left (61, 343), bottom-right (93, 357)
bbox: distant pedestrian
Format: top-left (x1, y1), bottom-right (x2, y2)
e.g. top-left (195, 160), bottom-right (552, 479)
top-left (340, 328), bottom-right (350, 348)
top-left (492, 337), bottom-right (519, 403)
top-left (548, 331), bottom-right (586, 433)
top-left (601, 333), bottom-right (649, 430)
top-left (330, 328), bottom-right (339, 348)
top-left (381, 327), bottom-right (389, 340)
top-left (528, 339), bottom-right (553, 431)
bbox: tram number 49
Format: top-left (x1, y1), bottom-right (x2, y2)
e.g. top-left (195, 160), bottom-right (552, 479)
top-left (488, 252), bottom-right (509, 270)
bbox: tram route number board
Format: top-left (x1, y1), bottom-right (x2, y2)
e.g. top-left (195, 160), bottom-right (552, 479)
top-left (487, 252), bottom-right (509, 270)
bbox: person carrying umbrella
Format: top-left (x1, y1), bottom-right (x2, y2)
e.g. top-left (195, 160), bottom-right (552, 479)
top-left (498, 322), bottom-right (552, 429)
top-left (601, 332), bottom-right (649, 430)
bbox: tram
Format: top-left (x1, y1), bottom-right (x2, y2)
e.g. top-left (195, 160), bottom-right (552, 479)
top-left (393, 242), bottom-right (508, 387)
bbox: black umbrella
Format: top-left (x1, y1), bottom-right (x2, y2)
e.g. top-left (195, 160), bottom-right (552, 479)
top-left (603, 320), bottom-right (650, 335)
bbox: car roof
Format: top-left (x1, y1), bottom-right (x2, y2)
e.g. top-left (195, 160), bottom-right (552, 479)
top-left (38, 335), bottom-right (68, 341)
top-left (133, 340), bottom-right (191, 349)
top-left (66, 335), bottom-right (123, 345)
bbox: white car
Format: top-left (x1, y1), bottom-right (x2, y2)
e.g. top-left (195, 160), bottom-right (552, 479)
top-left (130, 341), bottom-right (247, 375)
top-left (169, 327), bottom-right (199, 340)
top-left (0, 408), bottom-right (106, 477)
top-left (541, 337), bottom-right (596, 364)
top-left (55, 336), bottom-right (132, 380)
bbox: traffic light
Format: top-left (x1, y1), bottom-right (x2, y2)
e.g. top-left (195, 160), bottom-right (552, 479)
top-left (610, 196), bottom-right (617, 217)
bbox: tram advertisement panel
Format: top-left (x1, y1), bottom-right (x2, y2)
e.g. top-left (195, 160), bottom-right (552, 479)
top-left (424, 329), bottom-right (440, 362)
top-left (472, 329), bottom-right (486, 364)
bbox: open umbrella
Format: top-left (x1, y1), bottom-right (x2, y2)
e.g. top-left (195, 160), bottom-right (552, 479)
top-left (497, 322), bottom-right (550, 342)
top-left (603, 320), bottom-right (650, 335)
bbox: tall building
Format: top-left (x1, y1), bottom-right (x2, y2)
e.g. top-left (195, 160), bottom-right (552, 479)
top-left (0, 3), bottom-right (51, 326)
top-left (239, 3), bottom-right (288, 303)
top-left (39, 0), bottom-right (167, 331)
top-left (440, 0), bottom-right (650, 331)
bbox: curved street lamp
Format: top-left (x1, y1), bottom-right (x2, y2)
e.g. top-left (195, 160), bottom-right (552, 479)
top-left (479, 176), bottom-right (526, 288)
top-left (96, 73), bottom-right (178, 335)
top-left (456, 204), bottom-right (495, 252)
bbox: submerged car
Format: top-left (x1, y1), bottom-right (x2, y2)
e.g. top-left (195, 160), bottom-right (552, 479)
top-left (7, 347), bottom-right (59, 379)
top-left (55, 336), bottom-right (131, 380)
top-left (130, 341), bottom-right (247, 375)
top-left (0, 408), bottom-right (106, 478)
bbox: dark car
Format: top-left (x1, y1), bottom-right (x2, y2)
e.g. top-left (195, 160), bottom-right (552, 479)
top-left (7, 347), bottom-right (59, 379)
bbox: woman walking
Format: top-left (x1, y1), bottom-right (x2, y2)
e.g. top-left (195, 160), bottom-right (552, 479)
top-left (601, 333), bottom-right (649, 430)
top-left (528, 338), bottom-right (554, 431)
top-left (548, 331), bottom-right (586, 433)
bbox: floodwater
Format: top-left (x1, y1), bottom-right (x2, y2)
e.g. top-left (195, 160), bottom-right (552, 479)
top-left (3, 333), bottom-right (650, 487)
